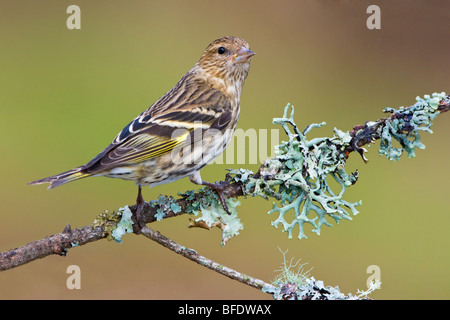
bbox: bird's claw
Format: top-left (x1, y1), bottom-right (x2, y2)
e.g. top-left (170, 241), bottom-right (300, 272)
top-left (133, 186), bottom-right (147, 233)
top-left (204, 181), bottom-right (231, 215)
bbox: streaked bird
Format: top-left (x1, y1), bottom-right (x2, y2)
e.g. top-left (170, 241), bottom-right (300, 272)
top-left (28, 36), bottom-right (255, 229)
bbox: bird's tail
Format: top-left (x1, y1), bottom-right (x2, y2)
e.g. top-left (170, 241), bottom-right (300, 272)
top-left (28, 167), bottom-right (91, 189)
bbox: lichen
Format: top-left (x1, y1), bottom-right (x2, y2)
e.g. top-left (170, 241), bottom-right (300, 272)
top-left (91, 209), bottom-right (122, 241)
top-left (228, 104), bottom-right (361, 239)
top-left (189, 197), bottom-right (243, 246)
top-left (267, 250), bottom-right (381, 300)
top-left (102, 92), bottom-right (446, 244)
top-left (378, 92), bottom-right (445, 161)
top-left (148, 195), bottom-right (178, 221)
top-left (271, 249), bottom-right (311, 288)
top-left (111, 206), bottom-right (134, 243)
top-left (267, 276), bottom-right (380, 300)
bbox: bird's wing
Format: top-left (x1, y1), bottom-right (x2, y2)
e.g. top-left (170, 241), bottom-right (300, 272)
top-left (83, 78), bottom-right (232, 174)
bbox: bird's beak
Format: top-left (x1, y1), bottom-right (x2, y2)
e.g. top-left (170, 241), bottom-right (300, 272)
top-left (234, 46), bottom-right (255, 63)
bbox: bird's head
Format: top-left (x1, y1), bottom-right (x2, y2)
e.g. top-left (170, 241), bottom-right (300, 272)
top-left (196, 36), bottom-right (255, 96)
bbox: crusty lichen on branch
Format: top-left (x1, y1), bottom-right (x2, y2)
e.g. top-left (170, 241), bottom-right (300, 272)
top-left (1, 91), bottom-right (448, 301)
top-left (109, 92), bottom-right (449, 243)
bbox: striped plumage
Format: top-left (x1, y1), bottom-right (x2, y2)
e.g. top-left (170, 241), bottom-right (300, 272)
top-left (29, 36), bottom-right (255, 226)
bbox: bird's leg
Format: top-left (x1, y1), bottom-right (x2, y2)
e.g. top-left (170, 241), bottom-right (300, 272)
top-left (201, 181), bottom-right (230, 215)
top-left (189, 172), bottom-right (230, 215)
top-left (134, 185), bottom-right (146, 232)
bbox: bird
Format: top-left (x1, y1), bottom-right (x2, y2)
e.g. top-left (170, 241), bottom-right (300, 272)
top-left (28, 36), bottom-right (255, 230)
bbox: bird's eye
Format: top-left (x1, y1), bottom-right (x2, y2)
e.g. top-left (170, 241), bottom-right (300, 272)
top-left (217, 47), bottom-right (226, 55)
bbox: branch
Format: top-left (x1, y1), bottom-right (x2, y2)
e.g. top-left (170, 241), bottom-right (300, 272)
top-left (1, 92), bottom-right (448, 299)
top-left (347, 93), bottom-right (450, 162)
top-left (0, 225), bottom-right (104, 270)
top-left (138, 226), bottom-right (275, 291)
top-left (0, 223), bottom-right (275, 294)
top-left (0, 181), bottom-right (246, 271)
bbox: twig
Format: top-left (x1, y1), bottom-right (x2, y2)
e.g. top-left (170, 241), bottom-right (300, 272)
top-left (137, 225), bottom-right (275, 291)
top-left (346, 94), bottom-right (449, 161)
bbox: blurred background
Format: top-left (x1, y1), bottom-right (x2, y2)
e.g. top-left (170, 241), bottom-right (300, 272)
top-left (0, 0), bottom-right (449, 299)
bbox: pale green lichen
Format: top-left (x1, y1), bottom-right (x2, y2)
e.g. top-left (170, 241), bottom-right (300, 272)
top-left (190, 197), bottom-right (243, 246)
top-left (272, 249), bottom-right (311, 288)
top-left (178, 186), bottom-right (244, 245)
top-left (178, 188), bottom-right (209, 214)
top-left (228, 93), bottom-right (446, 240)
top-left (379, 92), bottom-right (446, 161)
top-left (111, 206), bottom-right (134, 243)
top-left (229, 104), bottom-right (361, 239)
top-left (267, 276), bottom-right (380, 300)
top-left (147, 194), bottom-right (183, 220)
top-left (266, 250), bottom-right (381, 300)
top-left (71, 241), bottom-right (79, 247)
top-left (101, 93), bottom-right (446, 244)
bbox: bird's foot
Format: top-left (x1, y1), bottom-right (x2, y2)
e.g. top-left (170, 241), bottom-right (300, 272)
top-left (202, 181), bottom-right (231, 215)
top-left (133, 186), bottom-right (147, 233)
top-left (132, 202), bottom-right (147, 233)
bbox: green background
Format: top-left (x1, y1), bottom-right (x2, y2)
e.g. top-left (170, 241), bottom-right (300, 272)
top-left (1, 0), bottom-right (449, 299)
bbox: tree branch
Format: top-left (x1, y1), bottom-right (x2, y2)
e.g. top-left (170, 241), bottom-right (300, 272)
top-left (137, 225), bottom-right (275, 291)
top-left (0, 225), bottom-right (104, 270)
top-left (346, 93), bottom-right (449, 162)
top-left (1, 93), bottom-right (448, 299)
top-left (0, 180), bottom-right (247, 271)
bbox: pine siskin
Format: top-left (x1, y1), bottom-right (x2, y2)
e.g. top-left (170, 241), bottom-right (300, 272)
top-left (29, 36), bottom-right (255, 228)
